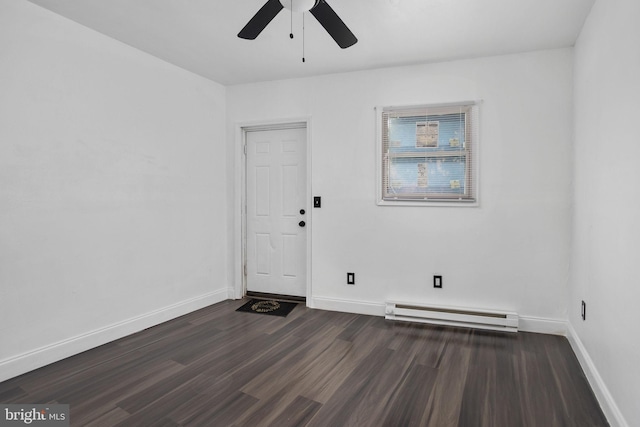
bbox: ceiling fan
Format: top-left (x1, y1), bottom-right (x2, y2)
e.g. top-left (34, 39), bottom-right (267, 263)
top-left (238, 0), bottom-right (358, 49)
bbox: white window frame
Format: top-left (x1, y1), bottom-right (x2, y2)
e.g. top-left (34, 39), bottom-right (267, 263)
top-left (376, 101), bottom-right (480, 207)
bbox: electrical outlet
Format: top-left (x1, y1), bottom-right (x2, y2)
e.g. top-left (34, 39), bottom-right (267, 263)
top-left (433, 275), bottom-right (442, 288)
top-left (347, 272), bottom-right (355, 285)
top-left (581, 300), bottom-right (586, 320)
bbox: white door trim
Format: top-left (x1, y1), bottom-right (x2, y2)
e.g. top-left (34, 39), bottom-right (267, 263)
top-left (234, 117), bottom-right (312, 305)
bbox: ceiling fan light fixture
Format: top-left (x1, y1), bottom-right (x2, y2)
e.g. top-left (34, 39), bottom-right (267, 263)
top-left (280, 0), bottom-right (318, 13)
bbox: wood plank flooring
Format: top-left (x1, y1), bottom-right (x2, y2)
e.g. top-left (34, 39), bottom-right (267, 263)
top-left (0, 300), bottom-right (609, 426)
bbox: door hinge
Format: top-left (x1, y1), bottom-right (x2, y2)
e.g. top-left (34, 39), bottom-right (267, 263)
top-left (243, 144), bottom-right (247, 155)
top-left (243, 263), bottom-right (247, 277)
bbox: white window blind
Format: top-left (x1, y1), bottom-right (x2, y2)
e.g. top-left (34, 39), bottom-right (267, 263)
top-left (378, 101), bottom-right (479, 205)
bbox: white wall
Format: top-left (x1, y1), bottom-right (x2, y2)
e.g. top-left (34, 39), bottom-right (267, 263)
top-left (0, 0), bottom-right (228, 380)
top-left (227, 49), bottom-right (574, 328)
top-left (571, 0), bottom-right (640, 425)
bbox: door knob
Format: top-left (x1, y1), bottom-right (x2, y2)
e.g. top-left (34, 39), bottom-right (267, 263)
top-left (300, 209), bottom-right (306, 215)
top-left (298, 221), bottom-right (306, 227)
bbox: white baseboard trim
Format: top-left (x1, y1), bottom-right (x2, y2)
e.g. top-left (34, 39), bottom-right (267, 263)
top-left (224, 286), bottom-right (239, 300)
top-left (566, 322), bottom-right (628, 427)
top-left (0, 288), bottom-right (230, 383)
top-left (311, 296), bottom-right (386, 317)
top-left (518, 315), bottom-right (567, 335)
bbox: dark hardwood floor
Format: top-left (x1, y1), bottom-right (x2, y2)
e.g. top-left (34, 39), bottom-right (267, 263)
top-left (0, 300), bottom-right (608, 426)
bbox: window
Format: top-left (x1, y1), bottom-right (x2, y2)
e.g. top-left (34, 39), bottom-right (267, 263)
top-left (377, 101), bottom-right (479, 205)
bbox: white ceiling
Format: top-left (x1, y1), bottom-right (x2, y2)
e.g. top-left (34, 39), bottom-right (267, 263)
top-left (27, 0), bottom-right (595, 85)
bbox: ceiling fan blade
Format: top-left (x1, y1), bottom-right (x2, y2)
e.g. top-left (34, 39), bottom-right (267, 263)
top-left (238, 0), bottom-right (284, 40)
top-left (310, 0), bottom-right (357, 49)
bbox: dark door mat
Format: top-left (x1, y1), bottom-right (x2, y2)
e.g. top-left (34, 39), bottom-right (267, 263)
top-left (236, 299), bottom-right (298, 317)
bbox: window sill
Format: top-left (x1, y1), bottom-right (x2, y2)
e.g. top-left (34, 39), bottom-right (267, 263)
top-left (377, 198), bottom-right (479, 208)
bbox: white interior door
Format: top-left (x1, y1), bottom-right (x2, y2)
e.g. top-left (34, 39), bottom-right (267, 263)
top-left (246, 126), bottom-right (307, 297)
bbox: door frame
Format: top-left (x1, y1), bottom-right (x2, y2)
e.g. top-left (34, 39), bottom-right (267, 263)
top-left (234, 117), bottom-right (312, 304)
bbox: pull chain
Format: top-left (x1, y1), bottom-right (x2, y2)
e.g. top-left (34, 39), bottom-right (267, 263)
top-left (289, 0), bottom-right (294, 39)
top-left (302, 12), bottom-right (306, 62)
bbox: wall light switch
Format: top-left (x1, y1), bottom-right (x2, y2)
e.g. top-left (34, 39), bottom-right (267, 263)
top-left (314, 196), bottom-right (321, 208)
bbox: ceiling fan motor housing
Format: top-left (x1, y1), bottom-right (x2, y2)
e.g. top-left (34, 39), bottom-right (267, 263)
top-left (280, 0), bottom-right (319, 12)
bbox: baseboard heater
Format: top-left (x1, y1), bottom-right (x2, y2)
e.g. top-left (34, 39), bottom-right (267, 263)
top-left (385, 301), bottom-right (518, 333)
